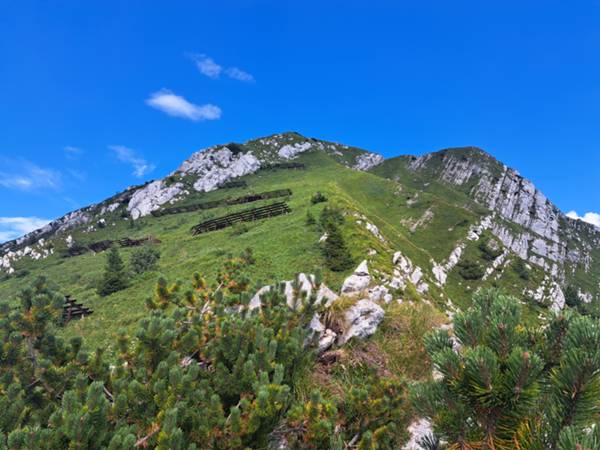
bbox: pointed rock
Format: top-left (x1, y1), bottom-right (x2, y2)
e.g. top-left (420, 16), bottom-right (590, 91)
top-left (341, 260), bottom-right (371, 295)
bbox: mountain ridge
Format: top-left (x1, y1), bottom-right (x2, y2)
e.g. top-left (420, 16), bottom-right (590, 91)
top-left (1, 132), bottom-right (599, 313)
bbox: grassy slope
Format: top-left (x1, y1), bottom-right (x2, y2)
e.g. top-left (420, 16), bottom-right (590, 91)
top-left (0, 149), bottom-right (555, 355)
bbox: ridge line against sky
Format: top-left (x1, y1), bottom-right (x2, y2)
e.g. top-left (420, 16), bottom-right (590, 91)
top-left (1, 1), bottom-right (599, 241)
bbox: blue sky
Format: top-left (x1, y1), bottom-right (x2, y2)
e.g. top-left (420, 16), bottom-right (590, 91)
top-left (1, 1), bottom-right (599, 241)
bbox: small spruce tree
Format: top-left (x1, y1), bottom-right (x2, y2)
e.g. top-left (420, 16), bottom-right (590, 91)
top-left (321, 221), bottom-right (353, 272)
top-left (97, 247), bottom-right (129, 296)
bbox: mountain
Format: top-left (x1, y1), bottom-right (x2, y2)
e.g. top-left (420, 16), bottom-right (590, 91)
top-left (1, 132), bottom-right (599, 350)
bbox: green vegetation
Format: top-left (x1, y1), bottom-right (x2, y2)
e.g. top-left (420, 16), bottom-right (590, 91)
top-left (97, 247), bottom-right (129, 296)
top-left (513, 258), bottom-right (531, 281)
top-left (1, 258), bottom-right (412, 449)
top-left (129, 245), bottom-right (161, 274)
top-left (457, 258), bottom-right (484, 280)
top-left (1, 135), bottom-right (599, 447)
top-left (414, 289), bottom-right (600, 449)
top-left (310, 191), bottom-right (328, 204)
top-left (321, 221), bottom-right (354, 272)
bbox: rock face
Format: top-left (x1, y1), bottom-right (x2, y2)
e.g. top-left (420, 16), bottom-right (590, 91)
top-left (178, 146), bottom-right (262, 192)
top-left (341, 299), bottom-right (385, 344)
top-left (277, 141), bottom-right (313, 159)
top-left (404, 147), bottom-right (600, 281)
top-left (127, 180), bottom-right (187, 219)
top-left (341, 260), bottom-right (371, 295)
top-left (353, 152), bottom-right (384, 171)
top-left (390, 251), bottom-right (429, 294)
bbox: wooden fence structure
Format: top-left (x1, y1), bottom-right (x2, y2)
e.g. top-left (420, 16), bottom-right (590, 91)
top-left (63, 295), bottom-right (93, 324)
top-left (261, 162), bottom-right (305, 171)
top-left (191, 202), bottom-right (291, 235)
top-left (220, 180), bottom-right (247, 189)
top-left (151, 189), bottom-right (292, 217)
top-left (65, 235), bottom-right (161, 257)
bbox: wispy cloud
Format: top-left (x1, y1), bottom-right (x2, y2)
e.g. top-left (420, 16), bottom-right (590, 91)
top-left (146, 89), bottom-right (222, 121)
top-left (0, 216), bottom-right (51, 242)
top-left (109, 145), bottom-right (155, 177)
top-left (566, 210), bottom-right (600, 228)
top-left (64, 146), bottom-right (83, 160)
top-left (193, 54), bottom-right (222, 78)
top-left (225, 67), bottom-right (255, 82)
top-left (190, 53), bottom-right (254, 82)
top-left (0, 159), bottom-right (61, 191)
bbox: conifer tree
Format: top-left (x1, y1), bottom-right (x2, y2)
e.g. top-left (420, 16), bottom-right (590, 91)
top-left (413, 289), bottom-right (600, 450)
top-left (97, 246), bottom-right (129, 296)
top-left (321, 221), bottom-right (353, 272)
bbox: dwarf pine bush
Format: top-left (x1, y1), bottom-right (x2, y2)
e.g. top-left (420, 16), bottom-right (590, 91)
top-left (413, 289), bottom-right (600, 450)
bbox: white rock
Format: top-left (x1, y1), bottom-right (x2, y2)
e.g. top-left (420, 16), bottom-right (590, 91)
top-left (341, 260), bottom-right (371, 295)
top-left (178, 146), bottom-right (261, 193)
top-left (249, 274), bottom-right (338, 310)
top-left (277, 141), bottom-right (312, 159)
top-left (127, 180), bottom-right (186, 219)
top-left (318, 329), bottom-right (337, 353)
top-left (369, 285), bottom-right (390, 303)
top-left (403, 419), bottom-right (434, 450)
top-left (365, 221), bottom-right (386, 242)
top-left (353, 152), bottom-right (384, 171)
top-left (341, 299), bottom-right (385, 344)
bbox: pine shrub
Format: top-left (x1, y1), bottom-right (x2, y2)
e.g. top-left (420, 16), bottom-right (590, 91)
top-left (310, 191), bottom-right (327, 204)
top-left (129, 245), bottom-right (160, 274)
top-left (457, 258), bottom-right (484, 280)
top-left (413, 289), bottom-right (600, 449)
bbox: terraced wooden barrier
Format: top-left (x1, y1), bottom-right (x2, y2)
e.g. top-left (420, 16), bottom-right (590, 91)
top-left (191, 202), bottom-right (292, 235)
top-left (220, 180), bottom-right (247, 189)
top-left (261, 162), bottom-right (305, 171)
top-left (65, 235), bottom-right (161, 257)
top-left (152, 189), bottom-right (292, 217)
top-left (63, 296), bottom-right (93, 324)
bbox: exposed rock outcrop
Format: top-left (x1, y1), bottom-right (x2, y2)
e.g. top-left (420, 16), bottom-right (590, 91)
top-left (248, 273), bottom-right (339, 311)
top-left (127, 180), bottom-right (187, 220)
top-left (405, 148), bottom-right (600, 282)
top-left (340, 299), bottom-right (385, 344)
top-left (353, 152), bottom-right (384, 171)
top-left (341, 260), bottom-right (371, 295)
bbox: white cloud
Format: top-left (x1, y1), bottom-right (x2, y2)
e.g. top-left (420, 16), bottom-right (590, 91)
top-left (109, 145), bottom-right (156, 177)
top-left (146, 89), bottom-right (222, 121)
top-left (0, 160), bottom-right (61, 191)
top-left (0, 216), bottom-right (51, 242)
top-left (566, 210), bottom-right (600, 228)
top-left (192, 54), bottom-right (223, 78)
top-left (64, 146), bottom-right (83, 159)
top-left (190, 53), bottom-right (254, 82)
top-left (225, 67), bottom-right (255, 82)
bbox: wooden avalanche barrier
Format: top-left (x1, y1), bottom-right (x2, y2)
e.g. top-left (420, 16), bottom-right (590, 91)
top-left (261, 162), bottom-right (305, 171)
top-left (63, 295), bottom-right (93, 324)
top-left (191, 202), bottom-right (292, 235)
top-left (152, 189), bottom-right (292, 217)
top-left (64, 235), bottom-right (161, 257)
top-left (220, 180), bottom-right (247, 189)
